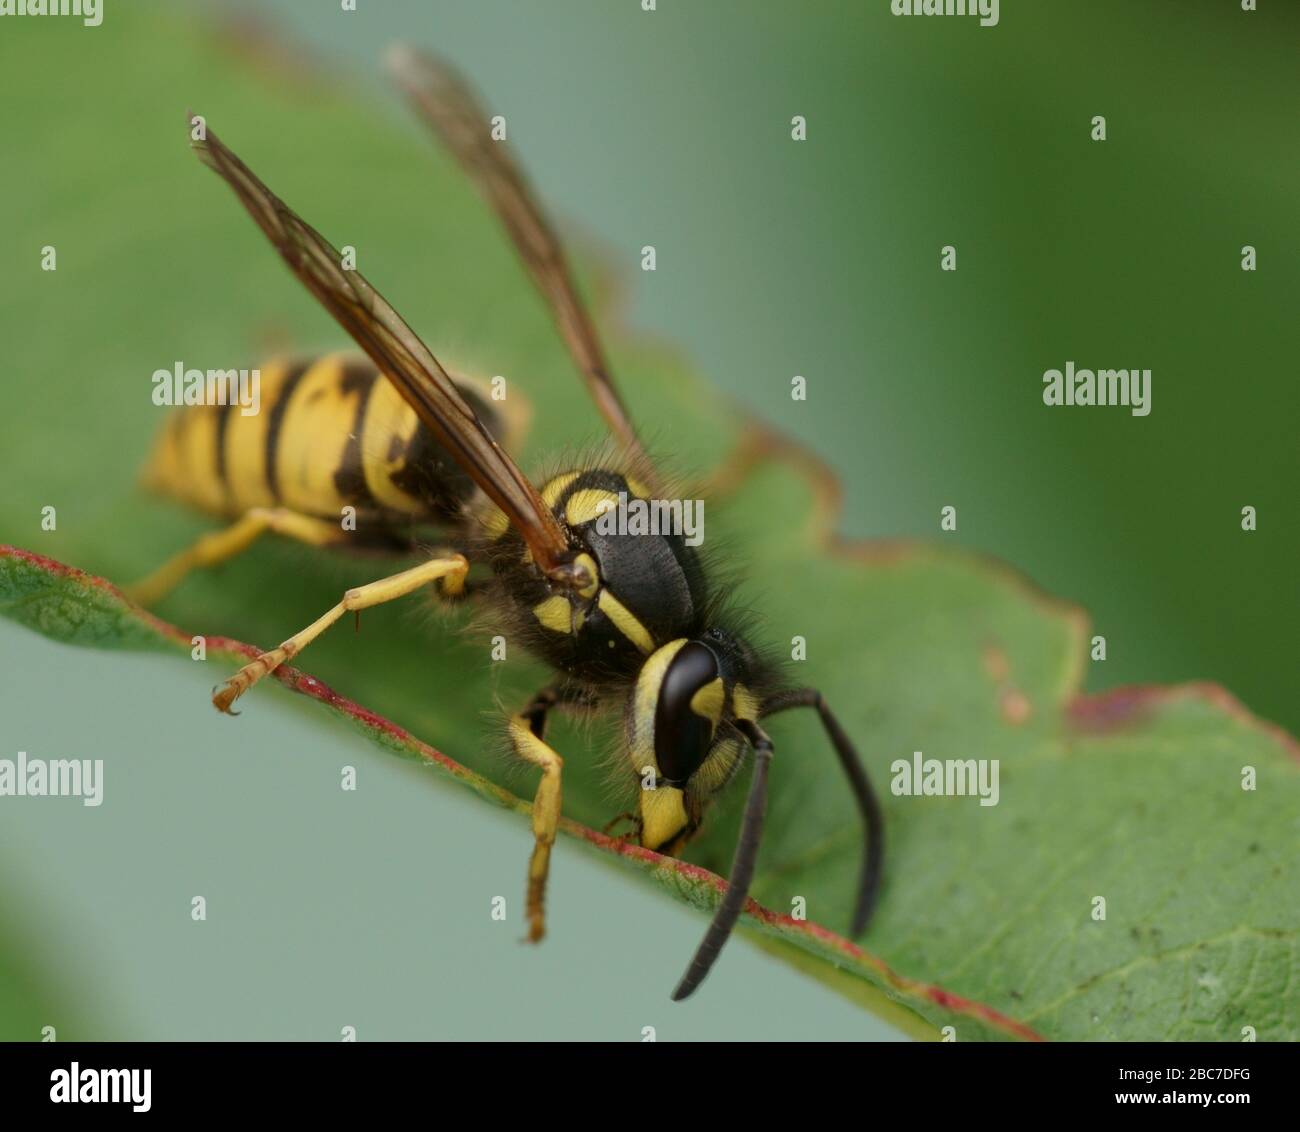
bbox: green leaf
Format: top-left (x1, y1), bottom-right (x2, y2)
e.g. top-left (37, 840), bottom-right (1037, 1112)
top-left (0, 544), bottom-right (1025, 1041)
top-left (4, 507), bottom-right (1297, 1043)
top-left (2, 7), bottom-right (1296, 1041)
top-left (0, 891), bottom-right (81, 1042)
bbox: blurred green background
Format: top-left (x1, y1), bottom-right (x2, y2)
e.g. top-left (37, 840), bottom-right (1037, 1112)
top-left (0, 0), bottom-right (1295, 1040)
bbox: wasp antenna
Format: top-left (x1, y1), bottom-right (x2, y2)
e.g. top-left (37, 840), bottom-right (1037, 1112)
top-left (671, 720), bottom-right (773, 1001)
top-left (763, 688), bottom-right (884, 937)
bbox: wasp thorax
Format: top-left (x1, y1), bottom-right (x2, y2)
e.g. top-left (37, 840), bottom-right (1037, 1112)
top-left (493, 468), bottom-right (710, 679)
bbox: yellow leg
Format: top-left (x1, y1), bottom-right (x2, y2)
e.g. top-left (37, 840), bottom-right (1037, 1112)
top-left (508, 711), bottom-right (565, 943)
top-left (212, 552), bottom-right (468, 713)
top-left (125, 508), bottom-right (342, 607)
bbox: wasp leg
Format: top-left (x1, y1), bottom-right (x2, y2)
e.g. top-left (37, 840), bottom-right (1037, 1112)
top-left (125, 508), bottom-right (344, 607)
top-left (508, 687), bottom-right (575, 944)
top-left (211, 552), bottom-right (468, 714)
top-left (601, 810), bottom-right (642, 842)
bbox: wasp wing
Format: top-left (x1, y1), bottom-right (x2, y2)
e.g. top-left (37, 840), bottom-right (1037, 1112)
top-left (386, 47), bottom-right (650, 471)
top-left (189, 116), bottom-right (578, 581)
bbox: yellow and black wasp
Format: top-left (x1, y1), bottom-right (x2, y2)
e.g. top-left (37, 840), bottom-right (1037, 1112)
top-left (130, 48), bottom-right (883, 1000)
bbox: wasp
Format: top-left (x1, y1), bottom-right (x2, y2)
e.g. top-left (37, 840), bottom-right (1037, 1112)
top-left (129, 48), bottom-right (884, 1000)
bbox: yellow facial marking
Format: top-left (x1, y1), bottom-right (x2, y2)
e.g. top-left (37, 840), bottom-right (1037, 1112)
top-left (625, 476), bottom-right (650, 499)
top-left (541, 471), bottom-right (581, 510)
top-left (639, 785), bottom-right (689, 852)
top-left (532, 595), bottom-right (573, 635)
top-left (597, 589), bottom-right (655, 654)
top-left (733, 683), bottom-right (761, 722)
top-left (630, 640), bottom-right (688, 773)
top-left (690, 677), bottom-right (726, 730)
top-left (565, 488), bottom-right (621, 528)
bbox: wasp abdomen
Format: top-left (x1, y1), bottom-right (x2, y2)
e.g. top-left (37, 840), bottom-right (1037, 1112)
top-left (143, 353), bottom-right (504, 530)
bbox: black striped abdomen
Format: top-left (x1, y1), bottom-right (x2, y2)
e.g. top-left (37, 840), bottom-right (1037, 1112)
top-left (143, 353), bottom-right (505, 528)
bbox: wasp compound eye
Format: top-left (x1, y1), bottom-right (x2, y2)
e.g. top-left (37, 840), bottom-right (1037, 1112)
top-left (654, 641), bottom-right (723, 785)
